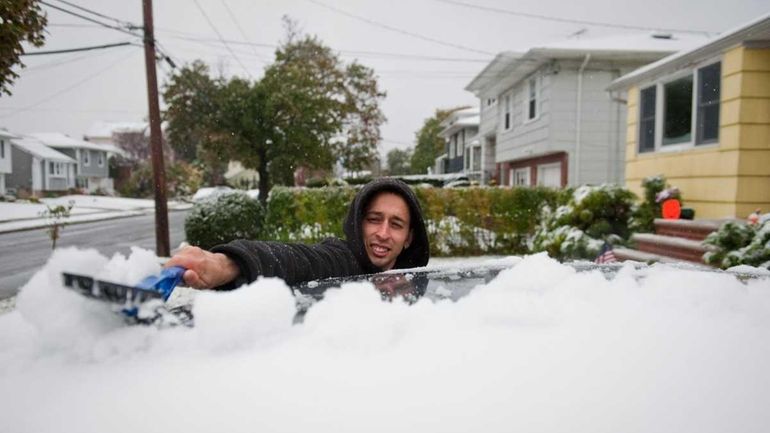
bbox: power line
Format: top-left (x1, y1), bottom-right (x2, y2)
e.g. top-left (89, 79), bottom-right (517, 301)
top-left (39, 1), bottom-right (141, 38)
top-left (51, 0), bottom-right (139, 30)
top-left (21, 41), bottom-right (134, 56)
top-left (435, 0), bottom-right (716, 35)
top-left (220, 0), bottom-right (266, 63)
top-left (305, 0), bottom-right (494, 56)
top-left (158, 28), bottom-right (496, 64)
top-left (0, 50), bottom-right (138, 120)
top-left (192, 0), bottom-right (254, 78)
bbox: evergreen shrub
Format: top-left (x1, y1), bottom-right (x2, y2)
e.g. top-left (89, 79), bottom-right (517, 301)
top-left (185, 191), bottom-right (264, 250)
top-left (264, 186), bottom-right (356, 243)
top-left (263, 185), bottom-right (563, 256)
top-left (531, 184), bottom-right (636, 260)
top-left (703, 220), bottom-right (770, 269)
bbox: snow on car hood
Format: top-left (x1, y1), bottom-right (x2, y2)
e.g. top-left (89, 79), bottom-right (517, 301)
top-left (0, 247), bottom-right (769, 433)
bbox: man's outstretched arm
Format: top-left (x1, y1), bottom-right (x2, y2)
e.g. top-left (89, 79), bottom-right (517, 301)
top-left (164, 246), bottom-right (241, 290)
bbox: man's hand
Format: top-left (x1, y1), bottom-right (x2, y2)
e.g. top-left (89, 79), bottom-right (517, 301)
top-left (165, 246), bottom-right (240, 290)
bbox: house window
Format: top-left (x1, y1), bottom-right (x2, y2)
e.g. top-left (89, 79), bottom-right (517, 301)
top-left (457, 130), bottom-right (464, 157)
top-left (97, 152), bottom-right (105, 167)
top-left (638, 61), bottom-right (721, 153)
top-left (537, 163), bottom-right (561, 187)
top-left (472, 146), bottom-right (481, 171)
top-left (49, 162), bottom-right (65, 177)
top-left (503, 94), bottom-right (511, 130)
top-left (526, 77), bottom-right (538, 121)
top-left (485, 97), bottom-right (496, 108)
top-left (83, 150), bottom-right (90, 166)
top-left (0, 139), bottom-right (5, 158)
top-left (696, 62), bottom-right (720, 144)
top-left (448, 139), bottom-right (455, 160)
top-left (663, 75), bottom-right (693, 146)
top-left (511, 167), bottom-right (530, 186)
top-left (639, 86), bottom-right (656, 153)
top-left (465, 148), bottom-right (470, 170)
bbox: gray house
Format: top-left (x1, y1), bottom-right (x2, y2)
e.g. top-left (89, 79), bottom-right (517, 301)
top-left (7, 136), bottom-right (76, 195)
top-left (465, 32), bottom-right (707, 187)
top-left (435, 107), bottom-right (481, 179)
top-left (0, 130), bottom-right (16, 195)
top-left (29, 132), bottom-right (115, 193)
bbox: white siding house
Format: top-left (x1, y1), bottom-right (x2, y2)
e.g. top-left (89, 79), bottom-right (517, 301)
top-left (465, 33), bottom-right (708, 187)
top-left (437, 107), bottom-right (480, 180)
top-left (8, 137), bottom-right (77, 194)
top-left (0, 130), bottom-right (16, 195)
top-left (29, 132), bottom-right (119, 193)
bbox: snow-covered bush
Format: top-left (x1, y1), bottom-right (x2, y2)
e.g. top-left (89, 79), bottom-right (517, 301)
top-left (260, 185), bottom-right (562, 255)
top-left (531, 184), bottom-right (636, 260)
top-left (264, 186), bottom-right (355, 243)
top-left (416, 186), bottom-right (564, 256)
top-left (185, 191), bottom-right (264, 250)
top-left (703, 220), bottom-right (770, 269)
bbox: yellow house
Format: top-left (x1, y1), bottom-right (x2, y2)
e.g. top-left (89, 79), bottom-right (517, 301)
top-left (608, 14), bottom-right (770, 219)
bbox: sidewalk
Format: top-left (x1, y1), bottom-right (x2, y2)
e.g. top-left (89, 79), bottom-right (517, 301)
top-left (0, 195), bottom-right (193, 234)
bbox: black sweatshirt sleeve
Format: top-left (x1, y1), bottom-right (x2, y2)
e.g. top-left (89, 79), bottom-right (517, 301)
top-left (209, 238), bottom-right (363, 289)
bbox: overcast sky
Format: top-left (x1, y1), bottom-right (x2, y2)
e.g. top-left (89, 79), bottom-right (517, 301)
top-left (1, 0), bottom-right (768, 160)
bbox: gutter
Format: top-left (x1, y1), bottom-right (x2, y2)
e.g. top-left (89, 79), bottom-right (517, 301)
top-left (575, 53), bottom-right (591, 186)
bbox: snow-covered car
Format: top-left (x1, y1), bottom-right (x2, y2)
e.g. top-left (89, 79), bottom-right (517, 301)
top-left (191, 186), bottom-right (235, 202)
top-left (245, 189), bottom-right (260, 200)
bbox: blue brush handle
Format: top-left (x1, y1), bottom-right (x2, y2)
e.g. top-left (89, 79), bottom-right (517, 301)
top-left (136, 266), bottom-right (186, 300)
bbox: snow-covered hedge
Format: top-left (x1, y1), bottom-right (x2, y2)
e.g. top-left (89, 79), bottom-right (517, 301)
top-left (262, 185), bottom-right (564, 256)
top-left (185, 191), bottom-right (264, 250)
top-left (703, 220), bottom-right (770, 269)
top-left (530, 184), bottom-right (636, 260)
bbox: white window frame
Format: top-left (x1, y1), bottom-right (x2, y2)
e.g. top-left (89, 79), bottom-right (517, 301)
top-left (524, 75), bottom-right (540, 124)
top-left (48, 161), bottom-right (66, 178)
top-left (502, 93), bottom-right (512, 131)
top-left (511, 167), bottom-right (530, 186)
top-left (638, 58), bottom-right (721, 155)
top-left (536, 162), bottom-right (561, 187)
top-left (457, 130), bottom-right (465, 157)
top-left (97, 151), bottom-right (104, 167)
top-left (448, 138), bottom-right (455, 160)
top-left (484, 97), bottom-right (497, 110)
top-left (83, 149), bottom-right (90, 166)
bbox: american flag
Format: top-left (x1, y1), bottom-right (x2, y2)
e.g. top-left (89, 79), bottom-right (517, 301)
top-left (595, 242), bottom-right (617, 264)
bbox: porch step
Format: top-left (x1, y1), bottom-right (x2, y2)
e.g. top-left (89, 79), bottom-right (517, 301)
top-left (613, 247), bottom-right (679, 264)
top-left (632, 233), bottom-right (717, 264)
top-left (653, 218), bottom-right (722, 241)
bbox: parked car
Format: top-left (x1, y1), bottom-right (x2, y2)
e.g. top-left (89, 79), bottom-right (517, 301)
top-left (191, 186), bottom-right (234, 202)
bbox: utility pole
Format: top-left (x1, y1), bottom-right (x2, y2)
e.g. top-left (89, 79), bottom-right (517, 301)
top-left (142, 0), bottom-right (170, 257)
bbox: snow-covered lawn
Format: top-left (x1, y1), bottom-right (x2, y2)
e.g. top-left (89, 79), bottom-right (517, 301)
top-left (0, 201), bottom-right (102, 222)
top-left (0, 248), bottom-right (769, 433)
top-left (0, 195), bottom-right (193, 233)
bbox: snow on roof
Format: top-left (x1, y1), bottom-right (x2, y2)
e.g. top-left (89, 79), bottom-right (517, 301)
top-left (466, 32), bottom-right (710, 95)
top-left (27, 132), bottom-right (115, 152)
top-left (10, 137), bottom-right (76, 163)
top-left (84, 121), bottom-right (148, 139)
top-left (609, 13), bottom-right (770, 90)
top-left (535, 32), bottom-right (706, 54)
top-left (0, 130), bottom-right (21, 140)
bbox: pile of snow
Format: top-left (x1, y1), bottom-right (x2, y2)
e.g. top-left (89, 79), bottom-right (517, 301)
top-left (1, 248), bottom-right (769, 433)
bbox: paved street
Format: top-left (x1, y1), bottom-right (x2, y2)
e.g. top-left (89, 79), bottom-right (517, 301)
top-left (0, 211), bottom-right (188, 300)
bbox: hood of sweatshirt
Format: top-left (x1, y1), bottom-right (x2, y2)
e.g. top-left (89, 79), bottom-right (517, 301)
top-left (343, 178), bottom-right (430, 273)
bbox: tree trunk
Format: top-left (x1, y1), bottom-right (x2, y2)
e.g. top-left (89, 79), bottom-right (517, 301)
top-left (258, 149), bottom-right (270, 206)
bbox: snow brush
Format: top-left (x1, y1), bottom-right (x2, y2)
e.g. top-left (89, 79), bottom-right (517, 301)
top-left (62, 266), bottom-right (190, 325)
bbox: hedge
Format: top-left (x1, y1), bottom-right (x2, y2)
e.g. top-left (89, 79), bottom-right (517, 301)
top-left (262, 185), bottom-right (565, 256)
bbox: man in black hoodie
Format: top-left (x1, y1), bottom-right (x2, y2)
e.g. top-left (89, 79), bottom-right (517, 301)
top-left (166, 178), bottom-right (430, 290)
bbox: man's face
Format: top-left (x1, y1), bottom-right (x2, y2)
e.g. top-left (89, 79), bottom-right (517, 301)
top-left (362, 192), bottom-right (413, 270)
